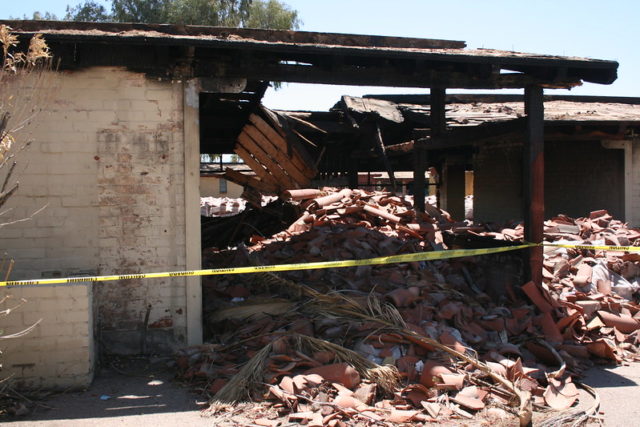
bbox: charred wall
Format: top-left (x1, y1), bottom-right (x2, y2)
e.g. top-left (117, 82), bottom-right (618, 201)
top-left (474, 140), bottom-right (624, 223)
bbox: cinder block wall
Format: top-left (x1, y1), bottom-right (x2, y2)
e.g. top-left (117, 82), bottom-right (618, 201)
top-left (473, 141), bottom-right (523, 223)
top-left (474, 140), bottom-right (625, 223)
top-left (631, 142), bottom-right (640, 227)
top-left (545, 141), bottom-right (624, 219)
top-left (0, 67), bottom-right (190, 358)
top-left (0, 284), bottom-right (93, 389)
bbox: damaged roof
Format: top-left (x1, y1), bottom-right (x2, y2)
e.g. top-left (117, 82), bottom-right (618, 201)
top-left (1, 20), bottom-right (618, 89)
top-left (343, 94), bottom-right (640, 148)
top-left (364, 94), bottom-right (640, 126)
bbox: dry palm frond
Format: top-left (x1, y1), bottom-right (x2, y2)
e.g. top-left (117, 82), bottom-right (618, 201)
top-left (211, 333), bottom-right (400, 404)
top-left (0, 319), bottom-right (41, 339)
top-left (248, 268), bottom-right (533, 425)
top-left (212, 341), bottom-right (274, 403)
top-left (538, 382), bottom-right (601, 427)
top-left (0, 297), bottom-right (26, 317)
top-left (208, 299), bottom-right (295, 322)
top-left (291, 334), bottom-right (400, 394)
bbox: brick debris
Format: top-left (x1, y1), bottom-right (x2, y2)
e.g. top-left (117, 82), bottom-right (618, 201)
top-left (179, 188), bottom-right (640, 426)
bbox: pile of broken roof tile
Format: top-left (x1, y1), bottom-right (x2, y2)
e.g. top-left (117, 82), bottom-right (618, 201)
top-left (179, 189), bottom-right (640, 426)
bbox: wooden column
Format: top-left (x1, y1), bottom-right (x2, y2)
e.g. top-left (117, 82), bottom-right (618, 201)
top-left (523, 85), bottom-right (544, 285)
top-left (183, 79), bottom-right (203, 346)
top-left (414, 87), bottom-right (446, 212)
top-left (430, 87), bottom-right (447, 136)
top-left (443, 162), bottom-right (466, 220)
top-left (348, 158), bottom-right (359, 189)
top-left (413, 140), bottom-right (426, 211)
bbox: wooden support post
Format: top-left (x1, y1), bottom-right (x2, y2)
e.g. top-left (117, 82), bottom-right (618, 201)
top-left (430, 87), bottom-right (447, 136)
top-left (523, 85), bottom-right (544, 286)
top-left (414, 87), bottom-right (446, 212)
top-left (443, 162), bottom-right (466, 221)
top-left (413, 139), bottom-right (426, 211)
top-left (183, 79), bottom-right (203, 346)
top-left (348, 159), bottom-right (359, 189)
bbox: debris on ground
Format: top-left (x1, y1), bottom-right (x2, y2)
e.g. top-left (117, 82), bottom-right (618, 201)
top-left (179, 188), bottom-right (640, 426)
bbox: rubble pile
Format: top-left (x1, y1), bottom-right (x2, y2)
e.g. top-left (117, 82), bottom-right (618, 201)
top-left (201, 198), bottom-right (299, 250)
top-left (180, 188), bottom-right (640, 426)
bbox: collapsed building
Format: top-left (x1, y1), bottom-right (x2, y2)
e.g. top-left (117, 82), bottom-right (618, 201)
top-left (1, 19), bottom-right (635, 415)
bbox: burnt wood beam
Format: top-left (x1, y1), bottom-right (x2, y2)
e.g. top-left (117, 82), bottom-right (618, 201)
top-left (416, 118), bottom-right (527, 150)
top-left (386, 140), bottom-right (416, 155)
top-left (374, 123), bottom-right (397, 192)
top-left (30, 31), bottom-right (615, 80)
top-left (429, 88), bottom-right (446, 210)
top-left (413, 139), bottom-right (427, 212)
top-left (414, 87), bottom-right (445, 211)
top-left (524, 85), bottom-right (545, 286)
top-left (38, 39), bottom-right (606, 88)
top-left (430, 88), bottom-right (447, 136)
top-left (364, 93), bottom-right (640, 106)
top-left (209, 60), bottom-right (584, 89)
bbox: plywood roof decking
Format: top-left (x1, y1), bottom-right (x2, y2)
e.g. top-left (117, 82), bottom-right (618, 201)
top-left (0, 20), bottom-right (618, 88)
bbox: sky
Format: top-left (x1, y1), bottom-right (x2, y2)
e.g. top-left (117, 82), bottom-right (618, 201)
top-left (2, 0), bottom-right (638, 110)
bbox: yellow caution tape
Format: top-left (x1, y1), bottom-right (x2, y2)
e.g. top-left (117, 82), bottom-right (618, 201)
top-left (0, 243), bottom-right (536, 287)
top-left (3, 241), bottom-right (639, 287)
top-left (542, 243), bottom-right (640, 252)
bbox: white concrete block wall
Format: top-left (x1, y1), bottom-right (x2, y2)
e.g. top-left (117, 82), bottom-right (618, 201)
top-left (0, 284), bottom-right (93, 389)
top-left (0, 67), bottom-right (190, 360)
top-left (91, 69), bottom-right (188, 353)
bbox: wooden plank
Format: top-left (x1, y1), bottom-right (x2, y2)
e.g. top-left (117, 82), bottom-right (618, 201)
top-left (260, 107), bottom-right (288, 139)
top-left (243, 124), bottom-right (311, 185)
top-left (524, 85), bottom-right (545, 286)
top-left (342, 95), bottom-right (404, 123)
top-left (234, 144), bottom-right (279, 187)
top-left (249, 114), bottom-right (317, 179)
top-left (237, 131), bottom-right (298, 189)
top-left (224, 168), bottom-right (279, 194)
top-left (287, 114), bottom-right (327, 134)
top-left (374, 123), bottom-right (396, 192)
top-left (386, 140), bottom-right (415, 154)
top-left (258, 109), bottom-right (318, 171)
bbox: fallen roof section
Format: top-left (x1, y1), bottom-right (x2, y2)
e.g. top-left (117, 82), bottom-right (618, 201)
top-left (1, 20), bottom-right (618, 89)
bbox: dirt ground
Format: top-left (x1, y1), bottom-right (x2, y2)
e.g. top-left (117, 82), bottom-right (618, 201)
top-left (4, 358), bottom-right (212, 427)
top-left (3, 360), bottom-right (640, 426)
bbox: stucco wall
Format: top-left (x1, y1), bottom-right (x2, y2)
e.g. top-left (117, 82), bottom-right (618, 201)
top-left (474, 140), bottom-right (625, 223)
top-left (0, 67), bottom-right (191, 357)
top-left (200, 175), bottom-right (244, 198)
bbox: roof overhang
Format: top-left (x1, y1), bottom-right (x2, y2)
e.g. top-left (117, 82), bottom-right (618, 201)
top-left (1, 20), bottom-right (619, 89)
